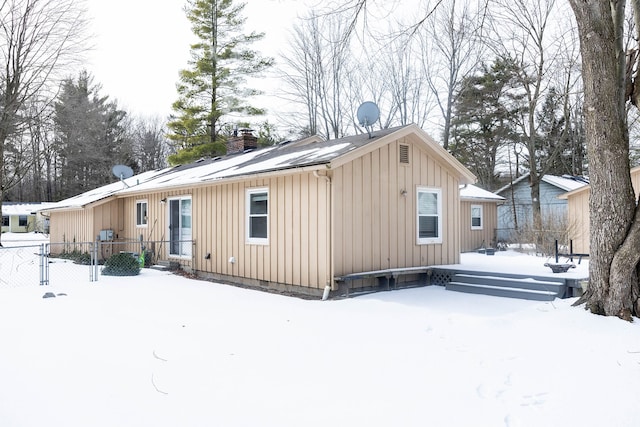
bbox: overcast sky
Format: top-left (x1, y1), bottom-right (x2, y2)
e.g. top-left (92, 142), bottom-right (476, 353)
top-left (83, 0), bottom-right (309, 120)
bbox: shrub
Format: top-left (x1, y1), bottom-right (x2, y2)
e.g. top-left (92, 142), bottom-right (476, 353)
top-left (58, 250), bottom-right (91, 265)
top-left (102, 252), bottom-right (141, 276)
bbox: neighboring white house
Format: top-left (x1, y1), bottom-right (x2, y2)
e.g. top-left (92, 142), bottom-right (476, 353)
top-left (1, 202), bottom-right (55, 233)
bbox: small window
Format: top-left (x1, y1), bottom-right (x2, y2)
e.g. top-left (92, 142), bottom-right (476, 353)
top-left (18, 215), bottom-right (28, 227)
top-left (1, 216), bottom-right (8, 227)
top-left (136, 200), bottom-right (148, 227)
top-left (417, 187), bottom-right (442, 244)
top-left (399, 144), bottom-right (410, 164)
top-left (471, 205), bottom-right (483, 230)
top-left (247, 188), bottom-right (269, 244)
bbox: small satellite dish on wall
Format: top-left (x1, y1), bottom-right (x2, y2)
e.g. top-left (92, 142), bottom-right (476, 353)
top-left (356, 101), bottom-right (380, 138)
top-left (112, 164), bottom-right (133, 188)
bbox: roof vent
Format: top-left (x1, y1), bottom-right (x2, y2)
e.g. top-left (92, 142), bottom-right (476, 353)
top-left (399, 144), bottom-right (410, 164)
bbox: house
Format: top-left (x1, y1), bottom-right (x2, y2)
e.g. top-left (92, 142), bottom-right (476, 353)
top-left (41, 124), bottom-right (476, 296)
top-left (1, 202), bottom-right (55, 233)
top-left (459, 184), bottom-right (504, 252)
top-left (494, 174), bottom-right (589, 242)
top-left (560, 166), bottom-right (640, 255)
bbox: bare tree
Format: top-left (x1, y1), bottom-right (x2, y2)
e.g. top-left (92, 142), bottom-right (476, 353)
top-left (279, 11), bottom-right (354, 139)
top-left (132, 116), bottom-right (170, 171)
top-left (487, 0), bottom-right (570, 236)
top-left (0, 0), bottom-right (87, 243)
top-left (420, 0), bottom-right (485, 149)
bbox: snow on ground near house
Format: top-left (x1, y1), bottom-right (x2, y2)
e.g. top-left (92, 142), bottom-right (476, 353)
top-left (1, 232), bottom-right (49, 246)
top-left (0, 235), bottom-right (639, 426)
top-left (455, 248), bottom-right (590, 279)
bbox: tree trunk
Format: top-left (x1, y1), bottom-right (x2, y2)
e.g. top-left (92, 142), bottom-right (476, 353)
top-left (569, 0), bottom-right (640, 318)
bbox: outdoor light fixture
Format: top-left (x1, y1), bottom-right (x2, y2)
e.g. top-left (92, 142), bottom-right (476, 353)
top-left (400, 189), bottom-right (408, 197)
top-left (160, 198), bottom-right (167, 204)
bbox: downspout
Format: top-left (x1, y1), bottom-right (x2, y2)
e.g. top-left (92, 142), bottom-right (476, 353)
top-left (314, 170), bottom-right (332, 300)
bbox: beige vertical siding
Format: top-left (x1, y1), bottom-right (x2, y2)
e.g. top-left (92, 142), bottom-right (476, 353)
top-left (566, 189), bottom-right (590, 254)
top-left (459, 200), bottom-right (499, 252)
top-left (49, 209), bottom-right (94, 245)
top-left (332, 136), bottom-right (461, 279)
top-left (118, 172), bottom-right (331, 290)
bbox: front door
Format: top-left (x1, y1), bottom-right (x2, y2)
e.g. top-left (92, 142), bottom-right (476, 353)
top-left (169, 197), bottom-right (192, 257)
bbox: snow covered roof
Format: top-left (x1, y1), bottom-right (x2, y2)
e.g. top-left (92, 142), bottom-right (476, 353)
top-left (41, 169), bottom-right (170, 212)
top-left (495, 173), bottom-right (589, 195)
top-left (542, 175), bottom-right (589, 192)
top-left (459, 184), bottom-right (505, 202)
top-left (43, 124), bottom-right (477, 208)
top-left (117, 127), bottom-right (408, 195)
top-left (2, 202), bottom-right (57, 216)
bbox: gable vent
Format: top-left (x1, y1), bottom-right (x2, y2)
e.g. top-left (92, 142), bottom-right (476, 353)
top-left (399, 144), bottom-right (410, 164)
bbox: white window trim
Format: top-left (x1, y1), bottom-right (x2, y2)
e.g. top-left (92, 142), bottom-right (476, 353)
top-left (416, 187), bottom-right (443, 245)
top-left (136, 200), bottom-right (148, 227)
top-left (471, 204), bottom-right (483, 230)
top-left (246, 187), bottom-right (269, 245)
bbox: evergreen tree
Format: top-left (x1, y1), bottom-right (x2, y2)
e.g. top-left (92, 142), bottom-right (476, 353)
top-left (167, 0), bottom-right (273, 165)
top-left (54, 71), bottom-right (134, 199)
top-left (450, 57), bottom-right (524, 190)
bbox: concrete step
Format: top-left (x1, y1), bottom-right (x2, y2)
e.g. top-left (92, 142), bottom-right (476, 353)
top-left (454, 273), bottom-right (566, 294)
top-left (446, 281), bottom-right (558, 301)
top-left (446, 272), bottom-right (567, 301)
top-left (150, 260), bottom-right (180, 271)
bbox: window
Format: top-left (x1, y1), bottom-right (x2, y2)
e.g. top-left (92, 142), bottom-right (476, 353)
top-left (18, 215), bottom-right (28, 227)
top-left (247, 188), bottom-right (269, 244)
top-left (136, 200), bottom-right (148, 227)
top-left (417, 187), bottom-right (442, 244)
top-left (1, 216), bottom-right (8, 227)
top-left (471, 205), bottom-right (483, 230)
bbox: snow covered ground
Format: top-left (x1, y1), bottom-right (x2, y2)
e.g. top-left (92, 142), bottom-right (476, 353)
top-left (0, 234), bottom-right (638, 426)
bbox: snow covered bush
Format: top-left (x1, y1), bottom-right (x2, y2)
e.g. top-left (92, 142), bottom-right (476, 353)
top-left (101, 252), bottom-right (140, 276)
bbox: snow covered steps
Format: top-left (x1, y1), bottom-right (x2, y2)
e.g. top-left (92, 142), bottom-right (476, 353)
top-left (446, 272), bottom-right (567, 301)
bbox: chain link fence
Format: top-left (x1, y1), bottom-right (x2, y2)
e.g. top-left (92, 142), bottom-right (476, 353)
top-left (0, 244), bottom-right (47, 287)
top-left (0, 239), bottom-right (194, 288)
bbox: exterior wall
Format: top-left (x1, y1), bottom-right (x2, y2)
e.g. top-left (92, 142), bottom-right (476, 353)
top-left (497, 180), bottom-right (569, 241)
top-left (2, 214), bottom-right (35, 233)
top-left (332, 136), bottom-right (461, 282)
top-left (460, 201), bottom-right (499, 252)
top-left (119, 173), bottom-right (331, 292)
top-left (48, 209), bottom-right (94, 255)
top-left (566, 189), bottom-right (590, 254)
top-left (566, 167), bottom-right (640, 255)
top-left (48, 200), bottom-right (123, 256)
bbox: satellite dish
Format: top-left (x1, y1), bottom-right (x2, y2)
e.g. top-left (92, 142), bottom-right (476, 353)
top-left (112, 164), bottom-right (134, 180)
top-left (357, 101), bottom-right (380, 127)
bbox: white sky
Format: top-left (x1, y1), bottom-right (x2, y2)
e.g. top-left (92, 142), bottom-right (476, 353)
top-left (83, 0), bottom-right (310, 120)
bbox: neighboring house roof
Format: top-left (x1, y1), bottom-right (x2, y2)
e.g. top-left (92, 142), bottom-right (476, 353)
top-left (460, 184), bottom-right (505, 202)
top-left (495, 173), bottom-right (589, 195)
top-left (41, 124), bottom-right (476, 211)
top-left (2, 202), bottom-right (57, 216)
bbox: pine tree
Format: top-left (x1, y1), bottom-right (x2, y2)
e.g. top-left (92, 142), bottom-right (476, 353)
top-left (167, 0), bottom-right (273, 165)
top-left (449, 57), bottom-right (524, 190)
top-left (54, 71), bottom-right (134, 199)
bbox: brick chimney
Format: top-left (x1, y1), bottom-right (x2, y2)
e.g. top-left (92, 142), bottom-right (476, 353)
top-left (227, 128), bottom-right (258, 153)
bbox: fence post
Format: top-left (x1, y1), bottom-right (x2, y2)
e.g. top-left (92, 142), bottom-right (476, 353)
top-left (39, 243), bottom-right (49, 286)
top-left (90, 238), bottom-right (99, 282)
